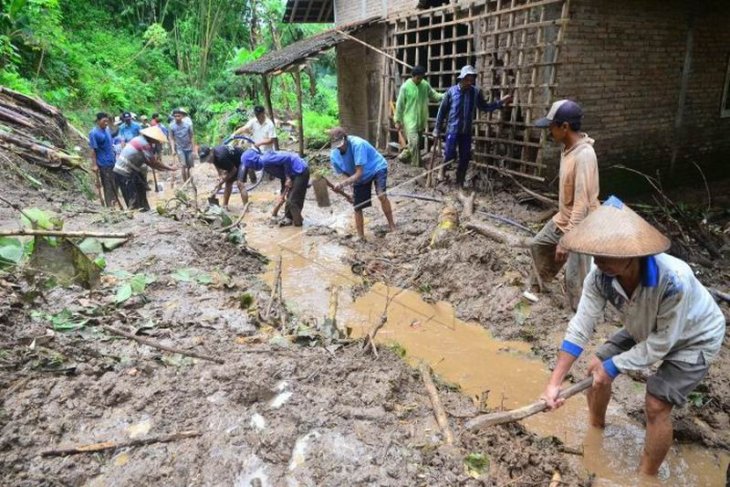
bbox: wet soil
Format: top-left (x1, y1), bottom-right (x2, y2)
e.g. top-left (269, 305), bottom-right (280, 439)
top-left (342, 161), bottom-right (730, 480)
top-left (0, 164), bottom-right (579, 486)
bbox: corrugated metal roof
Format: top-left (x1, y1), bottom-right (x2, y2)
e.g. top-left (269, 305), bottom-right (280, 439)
top-left (283, 0), bottom-right (334, 23)
top-left (234, 18), bottom-right (379, 76)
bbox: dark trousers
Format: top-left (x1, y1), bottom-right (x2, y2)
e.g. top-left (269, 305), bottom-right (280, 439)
top-left (443, 133), bottom-right (472, 186)
top-left (115, 171), bottom-right (150, 211)
top-left (284, 168), bottom-right (310, 226)
top-left (98, 166), bottom-right (118, 207)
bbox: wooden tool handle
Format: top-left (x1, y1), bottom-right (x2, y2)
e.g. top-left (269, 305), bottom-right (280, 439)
top-left (323, 177), bottom-right (353, 204)
top-left (465, 377), bottom-right (593, 430)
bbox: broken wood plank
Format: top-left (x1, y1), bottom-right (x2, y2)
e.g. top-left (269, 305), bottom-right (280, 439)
top-left (419, 362), bottom-right (455, 445)
top-left (466, 377), bottom-right (593, 430)
top-left (40, 430), bottom-right (200, 457)
top-left (101, 325), bottom-right (224, 364)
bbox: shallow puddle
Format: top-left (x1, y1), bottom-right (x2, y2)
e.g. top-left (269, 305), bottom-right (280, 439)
top-left (200, 164), bottom-right (729, 486)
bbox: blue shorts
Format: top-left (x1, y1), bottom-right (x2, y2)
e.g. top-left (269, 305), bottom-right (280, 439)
top-left (177, 149), bottom-right (194, 168)
top-left (353, 169), bottom-right (387, 210)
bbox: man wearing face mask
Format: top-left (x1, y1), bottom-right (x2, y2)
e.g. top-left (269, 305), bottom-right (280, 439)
top-left (531, 99), bottom-right (600, 310)
top-left (541, 196), bottom-right (724, 478)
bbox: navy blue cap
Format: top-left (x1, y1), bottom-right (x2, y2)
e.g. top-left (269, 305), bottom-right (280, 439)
top-left (534, 100), bottom-right (583, 128)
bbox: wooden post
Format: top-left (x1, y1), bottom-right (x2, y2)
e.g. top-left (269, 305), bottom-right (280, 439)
top-left (292, 68), bottom-right (305, 157)
top-left (260, 74), bottom-right (279, 151)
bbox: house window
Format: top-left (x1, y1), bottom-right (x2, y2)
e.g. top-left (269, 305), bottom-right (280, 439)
top-left (722, 54), bottom-right (730, 118)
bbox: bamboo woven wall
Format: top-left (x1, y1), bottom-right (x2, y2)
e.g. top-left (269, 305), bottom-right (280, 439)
top-left (382, 0), bottom-right (570, 181)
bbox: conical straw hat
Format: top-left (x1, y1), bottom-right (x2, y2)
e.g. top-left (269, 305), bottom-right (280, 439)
top-left (140, 125), bottom-right (167, 143)
top-left (559, 196), bottom-right (671, 258)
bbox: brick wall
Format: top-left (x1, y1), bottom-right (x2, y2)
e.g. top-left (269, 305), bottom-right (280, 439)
top-left (335, 0), bottom-right (418, 25)
top-left (557, 0), bottom-right (730, 194)
top-left (336, 24), bottom-right (387, 140)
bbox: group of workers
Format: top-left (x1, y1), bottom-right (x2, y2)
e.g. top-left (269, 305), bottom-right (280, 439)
top-left (88, 63), bottom-right (725, 478)
top-left (88, 108), bottom-right (196, 210)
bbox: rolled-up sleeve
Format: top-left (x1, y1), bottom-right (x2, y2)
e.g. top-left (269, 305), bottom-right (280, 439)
top-left (562, 271), bottom-right (606, 356)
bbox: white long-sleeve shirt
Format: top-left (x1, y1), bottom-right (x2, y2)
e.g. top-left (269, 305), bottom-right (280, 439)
top-left (562, 253), bottom-right (725, 373)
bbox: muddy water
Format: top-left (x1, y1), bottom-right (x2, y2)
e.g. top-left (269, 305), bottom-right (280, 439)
top-left (192, 166), bottom-right (728, 486)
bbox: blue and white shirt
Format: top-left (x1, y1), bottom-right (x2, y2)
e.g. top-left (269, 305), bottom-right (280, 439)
top-left (435, 84), bottom-right (503, 135)
top-left (561, 253), bottom-right (725, 378)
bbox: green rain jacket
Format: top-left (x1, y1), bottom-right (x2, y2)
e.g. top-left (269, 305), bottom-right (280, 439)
top-left (394, 78), bottom-right (444, 133)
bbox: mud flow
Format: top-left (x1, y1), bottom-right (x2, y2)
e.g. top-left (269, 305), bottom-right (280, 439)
top-left (230, 163), bottom-right (728, 486)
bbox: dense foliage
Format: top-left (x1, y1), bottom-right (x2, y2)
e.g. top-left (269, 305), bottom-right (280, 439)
top-left (0, 0), bottom-right (338, 146)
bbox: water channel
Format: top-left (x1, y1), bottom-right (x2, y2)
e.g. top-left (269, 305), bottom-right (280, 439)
top-left (193, 166), bottom-right (728, 486)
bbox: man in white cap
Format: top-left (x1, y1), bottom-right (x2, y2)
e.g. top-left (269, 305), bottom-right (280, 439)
top-left (113, 126), bottom-right (177, 211)
top-left (433, 65), bottom-right (512, 186)
top-left (531, 99), bottom-right (599, 310)
top-left (542, 196), bottom-right (725, 477)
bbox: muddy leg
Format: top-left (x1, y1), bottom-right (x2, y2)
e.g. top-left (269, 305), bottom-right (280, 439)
top-left (639, 394), bottom-right (673, 476)
top-left (378, 194), bottom-right (396, 232)
top-left (223, 180), bottom-right (233, 209)
top-left (354, 209), bottom-right (365, 239)
top-left (586, 381), bottom-right (612, 428)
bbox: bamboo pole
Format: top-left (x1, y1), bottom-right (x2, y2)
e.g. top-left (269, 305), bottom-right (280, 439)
top-left (260, 74), bottom-right (279, 151)
top-left (292, 69), bottom-right (305, 156)
top-left (336, 30), bottom-right (413, 69)
top-left (41, 430), bottom-right (200, 457)
top-left (101, 324), bottom-right (224, 364)
top-left (465, 377), bottom-right (593, 430)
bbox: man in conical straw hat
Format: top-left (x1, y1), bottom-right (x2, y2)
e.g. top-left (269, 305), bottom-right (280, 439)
top-left (542, 196), bottom-right (725, 477)
top-left (113, 126), bottom-right (177, 211)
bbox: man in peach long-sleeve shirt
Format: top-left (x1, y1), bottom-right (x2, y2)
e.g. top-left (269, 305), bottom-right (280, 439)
top-left (531, 100), bottom-right (599, 310)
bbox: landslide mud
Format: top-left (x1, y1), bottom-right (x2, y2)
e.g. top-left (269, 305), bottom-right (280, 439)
top-left (0, 164), bottom-right (578, 486)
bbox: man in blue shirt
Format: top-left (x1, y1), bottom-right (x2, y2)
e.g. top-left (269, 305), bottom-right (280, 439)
top-left (434, 65), bottom-right (512, 187)
top-left (329, 127), bottom-right (395, 240)
top-left (117, 112), bottom-right (141, 145)
top-left (88, 112), bottom-right (119, 207)
top-left (242, 149), bottom-right (310, 226)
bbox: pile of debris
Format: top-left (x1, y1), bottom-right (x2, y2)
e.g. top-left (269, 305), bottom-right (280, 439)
top-left (0, 86), bottom-right (84, 171)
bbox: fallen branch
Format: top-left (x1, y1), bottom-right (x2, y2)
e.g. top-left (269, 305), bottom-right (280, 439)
top-left (492, 166), bottom-right (557, 208)
top-left (709, 287), bottom-right (730, 304)
top-left (420, 362), bottom-right (455, 445)
top-left (264, 255), bottom-right (283, 322)
top-left (0, 194), bottom-right (40, 226)
top-left (464, 221), bottom-right (529, 248)
top-left (0, 229), bottom-right (131, 239)
top-left (101, 324), bottom-right (224, 364)
top-left (40, 430), bottom-right (200, 457)
top-left (220, 202), bottom-right (250, 232)
top-left (465, 377), bottom-right (593, 430)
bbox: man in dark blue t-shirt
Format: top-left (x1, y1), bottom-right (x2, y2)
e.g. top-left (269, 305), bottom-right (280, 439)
top-left (89, 112), bottom-right (119, 207)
